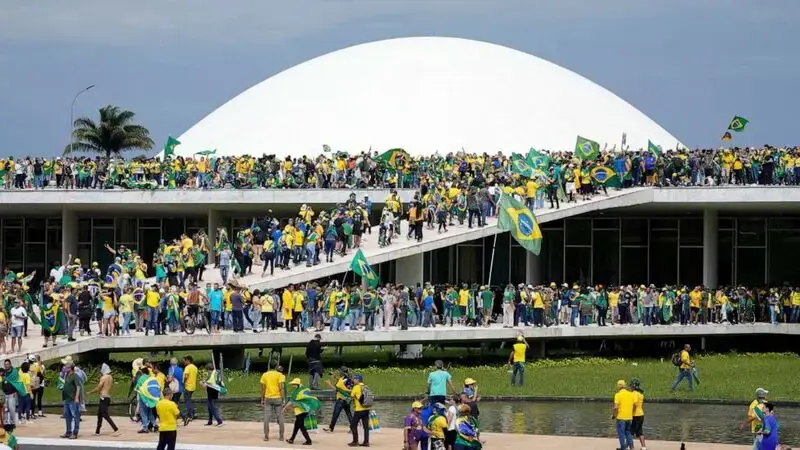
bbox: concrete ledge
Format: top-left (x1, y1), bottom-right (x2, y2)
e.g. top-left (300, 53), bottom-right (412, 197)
top-left (18, 437), bottom-right (280, 450)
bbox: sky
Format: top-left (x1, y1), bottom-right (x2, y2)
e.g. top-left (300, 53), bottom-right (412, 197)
top-left (1, 0), bottom-right (798, 157)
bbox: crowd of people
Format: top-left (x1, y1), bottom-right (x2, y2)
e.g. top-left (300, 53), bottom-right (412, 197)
top-left (2, 145), bottom-right (799, 191)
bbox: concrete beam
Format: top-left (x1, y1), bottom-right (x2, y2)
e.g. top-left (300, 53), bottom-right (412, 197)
top-left (61, 208), bottom-right (78, 264)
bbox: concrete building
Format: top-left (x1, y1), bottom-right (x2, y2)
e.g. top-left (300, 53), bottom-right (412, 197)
top-left (2, 187), bottom-right (800, 290)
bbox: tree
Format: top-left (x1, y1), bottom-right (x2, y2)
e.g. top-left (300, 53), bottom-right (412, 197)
top-left (64, 105), bottom-right (154, 158)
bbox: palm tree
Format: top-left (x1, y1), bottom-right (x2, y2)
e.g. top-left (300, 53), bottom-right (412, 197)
top-left (64, 105), bottom-right (154, 158)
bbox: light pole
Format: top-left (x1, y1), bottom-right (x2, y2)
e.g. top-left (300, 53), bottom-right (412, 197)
top-left (69, 84), bottom-right (95, 154)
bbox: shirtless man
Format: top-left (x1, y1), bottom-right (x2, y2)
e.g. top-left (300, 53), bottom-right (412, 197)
top-left (88, 363), bottom-right (120, 436)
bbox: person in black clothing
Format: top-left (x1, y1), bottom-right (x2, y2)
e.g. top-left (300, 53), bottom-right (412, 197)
top-left (305, 334), bottom-right (324, 390)
top-left (77, 289), bottom-right (94, 336)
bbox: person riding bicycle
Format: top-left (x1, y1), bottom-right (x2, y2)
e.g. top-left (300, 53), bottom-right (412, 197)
top-left (185, 284), bottom-right (202, 321)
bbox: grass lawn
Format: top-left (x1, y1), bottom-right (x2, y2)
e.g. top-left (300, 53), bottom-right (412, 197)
top-left (38, 349), bottom-right (800, 404)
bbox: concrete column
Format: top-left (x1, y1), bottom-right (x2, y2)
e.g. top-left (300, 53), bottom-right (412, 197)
top-left (61, 208), bottom-right (78, 264)
top-left (526, 253), bottom-right (542, 285)
top-left (395, 253), bottom-right (423, 286)
top-left (208, 209), bottom-right (220, 265)
top-left (213, 348), bottom-right (246, 371)
top-left (703, 209), bottom-right (719, 288)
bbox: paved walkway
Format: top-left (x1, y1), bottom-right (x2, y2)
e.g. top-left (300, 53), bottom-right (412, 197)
top-left (15, 416), bottom-right (750, 450)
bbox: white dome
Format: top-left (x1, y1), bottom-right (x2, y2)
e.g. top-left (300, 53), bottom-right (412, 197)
top-left (177, 37), bottom-right (681, 158)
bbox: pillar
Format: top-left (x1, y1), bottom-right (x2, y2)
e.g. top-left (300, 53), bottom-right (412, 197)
top-left (212, 348), bottom-right (246, 370)
top-left (526, 253), bottom-right (542, 285)
top-left (208, 209), bottom-right (220, 265)
top-left (532, 340), bottom-right (546, 358)
top-left (703, 209), bottom-right (718, 288)
top-left (395, 253), bottom-right (424, 286)
top-left (61, 208), bottom-right (78, 264)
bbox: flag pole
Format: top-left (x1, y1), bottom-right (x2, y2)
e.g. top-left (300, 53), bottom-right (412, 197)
top-left (486, 192), bottom-right (503, 286)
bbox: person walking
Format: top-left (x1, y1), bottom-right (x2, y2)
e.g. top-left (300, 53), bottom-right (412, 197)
top-left (182, 356), bottom-right (198, 421)
top-left (88, 363), bottom-right (119, 436)
top-left (260, 364), bottom-right (286, 441)
top-left (348, 374), bottom-right (372, 447)
top-left (630, 378), bottom-right (646, 450)
top-left (324, 367), bottom-right (354, 433)
top-left (283, 378), bottom-right (320, 445)
top-left (59, 362), bottom-right (81, 439)
top-left (156, 387), bottom-right (181, 450)
top-left (201, 363), bottom-right (223, 427)
top-left (741, 387), bottom-right (769, 450)
top-left (670, 344), bottom-right (694, 392)
top-left (757, 402), bottom-right (779, 450)
top-left (612, 380), bottom-right (634, 450)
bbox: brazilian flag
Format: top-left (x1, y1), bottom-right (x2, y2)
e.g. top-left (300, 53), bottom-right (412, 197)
top-left (526, 148), bottom-right (550, 169)
top-left (510, 154), bottom-right (534, 178)
top-left (351, 249), bottom-right (379, 288)
top-left (497, 194), bottom-right (542, 255)
top-left (290, 386), bottom-right (321, 413)
top-left (1, 367), bottom-right (27, 396)
top-left (727, 115), bottom-right (749, 132)
top-left (376, 148), bottom-right (409, 169)
top-left (647, 140), bottom-right (663, 159)
top-left (574, 136), bottom-right (600, 161)
top-left (163, 136), bottom-right (180, 159)
top-left (40, 301), bottom-right (64, 335)
top-left (137, 376), bottom-right (162, 408)
top-left (590, 166), bottom-right (622, 188)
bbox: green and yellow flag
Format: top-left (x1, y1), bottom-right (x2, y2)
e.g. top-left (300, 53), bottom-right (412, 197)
top-left (163, 136), bottom-right (181, 158)
top-left (351, 249), bottom-right (379, 288)
top-left (290, 386), bottom-right (321, 413)
top-left (526, 148), bottom-right (550, 169)
top-left (194, 149), bottom-right (216, 156)
top-left (376, 148), bottom-right (409, 168)
top-left (574, 136), bottom-right (600, 161)
top-left (727, 116), bottom-right (749, 132)
top-left (511, 153), bottom-right (534, 177)
top-left (497, 194), bottom-right (542, 255)
top-left (647, 140), bottom-right (663, 159)
top-left (590, 166), bottom-right (622, 188)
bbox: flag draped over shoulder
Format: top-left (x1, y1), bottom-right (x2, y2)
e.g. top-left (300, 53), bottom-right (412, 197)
top-left (137, 376), bottom-right (161, 408)
top-left (647, 140), bottom-right (663, 159)
top-left (376, 148), bottom-right (409, 168)
top-left (2, 366), bottom-right (27, 396)
top-left (590, 166), bottom-right (622, 188)
top-left (510, 153), bottom-right (534, 177)
top-left (290, 386), bottom-right (321, 413)
top-left (497, 194), bottom-right (542, 255)
top-left (351, 249), bottom-right (379, 288)
top-left (163, 136), bottom-right (180, 158)
top-left (574, 136), bottom-right (600, 161)
top-left (727, 115), bottom-right (749, 132)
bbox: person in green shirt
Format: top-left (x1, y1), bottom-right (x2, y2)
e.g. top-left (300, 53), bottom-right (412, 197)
top-left (502, 285), bottom-right (515, 328)
top-left (479, 286), bottom-right (493, 327)
top-left (60, 362), bottom-right (82, 439)
top-left (348, 288), bottom-right (363, 331)
top-left (444, 288), bottom-right (458, 326)
top-left (595, 285), bottom-right (609, 326)
top-left (363, 290), bottom-right (381, 331)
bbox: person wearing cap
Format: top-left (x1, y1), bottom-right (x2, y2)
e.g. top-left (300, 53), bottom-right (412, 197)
top-left (612, 380), bottom-right (634, 450)
top-left (425, 402), bottom-right (448, 450)
top-left (742, 387), bottom-right (769, 448)
top-left (404, 401), bottom-right (424, 450)
top-left (324, 367), bottom-right (353, 433)
top-left (670, 344), bottom-right (694, 392)
top-left (508, 335), bottom-right (529, 386)
top-left (630, 379), bottom-right (646, 450)
top-left (348, 373), bottom-right (370, 447)
top-left (282, 378), bottom-right (317, 445)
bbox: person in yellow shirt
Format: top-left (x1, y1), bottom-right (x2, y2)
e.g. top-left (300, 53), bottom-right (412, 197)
top-left (156, 388), bottom-right (181, 449)
top-left (118, 288), bottom-right (134, 336)
top-left (741, 387), bottom-right (768, 444)
top-left (609, 287), bottom-right (620, 325)
top-left (145, 286), bottom-right (161, 336)
top-left (182, 356), bottom-right (198, 420)
top-left (613, 380), bottom-right (635, 450)
top-left (260, 364), bottom-right (286, 441)
top-left (324, 367), bottom-right (354, 432)
top-left (282, 285), bottom-right (296, 331)
top-left (630, 379), bottom-right (647, 450)
top-left (349, 374), bottom-right (370, 446)
top-left (671, 344), bottom-right (694, 392)
top-left (508, 335), bottom-right (528, 386)
top-left (689, 286), bottom-right (702, 325)
top-left (424, 402), bottom-right (449, 447)
top-left (18, 362), bottom-right (33, 422)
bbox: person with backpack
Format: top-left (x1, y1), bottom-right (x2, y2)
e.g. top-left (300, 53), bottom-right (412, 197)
top-left (670, 344), bottom-right (694, 392)
top-left (348, 374), bottom-right (372, 447)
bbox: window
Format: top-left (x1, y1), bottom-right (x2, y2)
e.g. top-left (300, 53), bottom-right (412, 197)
top-left (26, 219), bottom-right (46, 243)
top-left (679, 218), bottom-right (703, 246)
top-left (485, 233), bottom-right (509, 285)
top-left (621, 219), bottom-right (648, 246)
top-left (565, 219), bottom-right (591, 246)
top-left (621, 247), bottom-right (647, 285)
top-left (649, 229), bottom-right (678, 285)
top-left (651, 218), bottom-right (678, 229)
top-left (767, 230), bottom-right (800, 285)
top-left (679, 247), bottom-right (703, 287)
top-left (737, 247), bottom-right (765, 285)
top-left (737, 219), bottom-right (765, 247)
top-left (510, 245), bottom-right (527, 285)
top-left (456, 245), bottom-right (483, 284)
top-left (78, 219), bottom-right (92, 243)
top-left (564, 247), bottom-right (591, 285)
top-left (115, 218), bottom-right (138, 244)
top-left (539, 229), bottom-right (564, 284)
top-left (430, 247), bottom-right (452, 285)
top-left (718, 230), bottom-right (734, 286)
top-left (593, 229), bottom-right (619, 286)
top-left (593, 218), bottom-right (619, 230)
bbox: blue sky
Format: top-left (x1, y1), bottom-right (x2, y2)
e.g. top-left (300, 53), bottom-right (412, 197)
top-left (1, 0), bottom-right (797, 157)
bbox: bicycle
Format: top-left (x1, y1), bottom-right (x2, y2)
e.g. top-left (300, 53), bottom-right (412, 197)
top-left (741, 299), bottom-right (756, 324)
top-left (183, 307), bottom-right (211, 335)
top-left (128, 395), bottom-right (140, 422)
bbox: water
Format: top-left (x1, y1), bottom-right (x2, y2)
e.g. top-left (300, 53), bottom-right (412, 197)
top-left (69, 400), bottom-right (798, 445)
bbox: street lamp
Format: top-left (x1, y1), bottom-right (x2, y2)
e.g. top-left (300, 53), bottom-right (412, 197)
top-left (69, 84), bottom-right (95, 155)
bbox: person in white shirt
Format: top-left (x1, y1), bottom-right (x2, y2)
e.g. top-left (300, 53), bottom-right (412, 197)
top-left (49, 254), bottom-right (73, 282)
top-left (10, 299), bottom-right (28, 353)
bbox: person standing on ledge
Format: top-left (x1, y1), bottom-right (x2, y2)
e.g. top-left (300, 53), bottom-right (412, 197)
top-left (306, 334), bottom-right (324, 390)
top-left (509, 335), bottom-right (529, 387)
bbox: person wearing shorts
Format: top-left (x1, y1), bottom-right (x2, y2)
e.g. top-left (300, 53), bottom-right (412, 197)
top-left (10, 300), bottom-right (27, 353)
top-left (630, 379), bottom-right (647, 450)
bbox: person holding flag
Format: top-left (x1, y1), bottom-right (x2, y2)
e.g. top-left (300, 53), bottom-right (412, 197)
top-left (201, 361), bottom-right (224, 427)
top-left (135, 366), bottom-right (160, 433)
top-left (351, 249), bottom-right (379, 288)
top-left (282, 378), bottom-right (321, 445)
